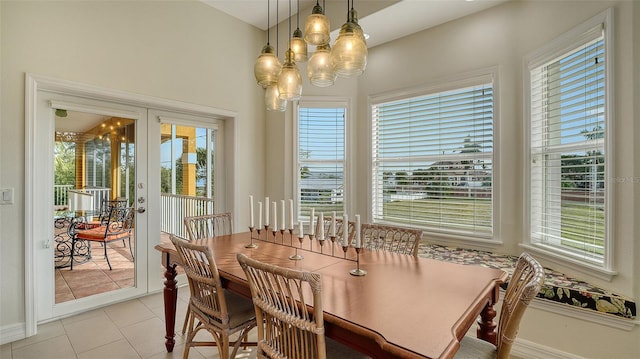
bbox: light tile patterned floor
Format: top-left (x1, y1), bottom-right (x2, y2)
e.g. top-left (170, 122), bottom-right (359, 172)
top-left (2, 290), bottom-right (257, 359)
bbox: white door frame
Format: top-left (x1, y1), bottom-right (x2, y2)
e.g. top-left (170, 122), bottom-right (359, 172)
top-left (25, 73), bottom-right (237, 336)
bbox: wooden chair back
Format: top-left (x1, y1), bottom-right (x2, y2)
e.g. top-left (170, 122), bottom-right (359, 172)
top-left (496, 252), bottom-right (545, 359)
top-left (360, 223), bottom-right (422, 256)
top-left (171, 235), bottom-right (229, 325)
top-left (237, 253), bottom-right (326, 359)
top-left (317, 216), bottom-right (356, 243)
top-left (184, 212), bottom-right (233, 240)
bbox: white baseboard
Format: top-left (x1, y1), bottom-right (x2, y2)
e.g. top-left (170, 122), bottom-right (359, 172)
top-left (512, 337), bottom-right (587, 359)
top-left (0, 322), bottom-right (26, 346)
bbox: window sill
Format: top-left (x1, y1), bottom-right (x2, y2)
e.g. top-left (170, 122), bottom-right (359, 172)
top-left (519, 243), bottom-right (617, 282)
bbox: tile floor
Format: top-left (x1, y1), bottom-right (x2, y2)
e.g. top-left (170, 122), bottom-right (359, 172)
top-left (2, 289), bottom-right (258, 359)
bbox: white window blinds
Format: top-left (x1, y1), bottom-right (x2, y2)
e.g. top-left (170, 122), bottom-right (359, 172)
top-left (371, 80), bottom-right (494, 238)
top-left (297, 105), bottom-right (346, 222)
top-left (529, 24), bottom-right (607, 263)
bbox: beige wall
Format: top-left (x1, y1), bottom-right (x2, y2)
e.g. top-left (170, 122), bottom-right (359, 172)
top-left (266, 1), bottom-right (639, 358)
top-left (359, 1), bottom-right (638, 357)
top-left (0, 0), bottom-right (265, 330)
top-left (1, 0), bottom-right (638, 357)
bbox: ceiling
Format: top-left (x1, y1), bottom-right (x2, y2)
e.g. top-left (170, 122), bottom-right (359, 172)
top-left (202, 0), bottom-right (508, 48)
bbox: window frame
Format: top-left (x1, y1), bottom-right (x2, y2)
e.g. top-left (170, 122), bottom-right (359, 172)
top-left (293, 98), bottom-right (350, 227)
top-left (523, 8), bottom-right (616, 280)
top-left (368, 68), bottom-right (500, 243)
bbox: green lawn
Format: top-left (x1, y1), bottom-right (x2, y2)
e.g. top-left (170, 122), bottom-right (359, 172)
top-left (301, 197), bottom-right (604, 254)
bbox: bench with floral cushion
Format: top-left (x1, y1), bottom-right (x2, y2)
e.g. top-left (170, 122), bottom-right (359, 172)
top-left (418, 244), bottom-right (636, 320)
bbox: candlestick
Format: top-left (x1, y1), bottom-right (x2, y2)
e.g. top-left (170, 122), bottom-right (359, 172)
top-left (343, 214), bottom-right (349, 247)
top-left (318, 212), bottom-right (324, 240)
top-left (249, 195), bottom-right (254, 228)
top-left (289, 199), bottom-right (294, 229)
top-left (272, 201), bottom-right (278, 231)
top-left (331, 211), bottom-right (336, 236)
top-left (265, 196), bottom-right (269, 225)
top-left (281, 200), bottom-right (285, 230)
top-left (258, 202), bottom-right (263, 228)
top-left (310, 208), bottom-right (315, 235)
top-left (355, 214), bottom-right (361, 248)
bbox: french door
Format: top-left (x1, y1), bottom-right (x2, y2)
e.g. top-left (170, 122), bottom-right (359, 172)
top-left (26, 74), bottom-right (234, 338)
top-left (33, 90), bottom-right (151, 321)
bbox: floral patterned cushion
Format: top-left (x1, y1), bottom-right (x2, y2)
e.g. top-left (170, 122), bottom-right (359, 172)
top-left (417, 244), bottom-right (636, 319)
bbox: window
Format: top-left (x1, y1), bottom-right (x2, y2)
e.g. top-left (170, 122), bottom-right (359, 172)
top-left (371, 73), bottom-right (495, 239)
top-left (527, 10), bottom-right (611, 269)
top-left (295, 101), bottom-right (347, 224)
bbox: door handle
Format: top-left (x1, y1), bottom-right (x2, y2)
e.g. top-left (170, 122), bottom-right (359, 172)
top-left (136, 207), bottom-right (146, 214)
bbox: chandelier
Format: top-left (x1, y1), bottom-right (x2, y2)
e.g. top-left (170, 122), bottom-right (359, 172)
top-left (254, 0), bottom-right (367, 112)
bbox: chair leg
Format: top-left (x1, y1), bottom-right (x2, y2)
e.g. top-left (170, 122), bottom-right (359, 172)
top-left (70, 237), bottom-right (75, 270)
top-left (128, 237), bottom-right (134, 259)
top-left (103, 242), bottom-right (112, 270)
top-left (182, 308), bottom-right (191, 335)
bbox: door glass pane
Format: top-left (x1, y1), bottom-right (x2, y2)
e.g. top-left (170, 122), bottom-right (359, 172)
top-left (54, 110), bottom-right (136, 303)
top-left (160, 124), bottom-right (216, 238)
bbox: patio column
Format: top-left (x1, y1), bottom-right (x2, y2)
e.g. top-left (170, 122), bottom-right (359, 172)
top-left (110, 134), bottom-right (121, 200)
top-left (74, 141), bottom-right (86, 189)
top-left (182, 134), bottom-right (197, 196)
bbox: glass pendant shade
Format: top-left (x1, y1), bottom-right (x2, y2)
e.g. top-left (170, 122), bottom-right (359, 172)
top-left (307, 44), bottom-right (336, 87)
top-left (278, 49), bottom-right (303, 101)
top-left (330, 9), bottom-right (367, 78)
top-left (265, 84), bottom-right (287, 112)
top-left (290, 28), bottom-right (308, 62)
top-left (304, 3), bottom-right (330, 46)
top-left (254, 44), bottom-right (282, 88)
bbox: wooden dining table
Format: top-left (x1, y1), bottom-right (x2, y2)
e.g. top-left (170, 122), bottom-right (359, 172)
top-left (155, 232), bottom-right (508, 359)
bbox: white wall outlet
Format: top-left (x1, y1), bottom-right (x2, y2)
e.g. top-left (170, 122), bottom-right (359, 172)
top-left (0, 188), bottom-right (14, 205)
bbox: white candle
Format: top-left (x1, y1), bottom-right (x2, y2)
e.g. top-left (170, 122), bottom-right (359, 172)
top-left (355, 214), bottom-right (361, 248)
top-left (249, 195), bottom-right (254, 228)
top-left (331, 211), bottom-right (336, 236)
top-left (289, 199), bottom-right (294, 229)
top-left (272, 201), bottom-right (278, 231)
top-left (265, 196), bottom-right (269, 225)
top-left (258, 202), bottom-right (263, 228)
top-left (310, 208), bottom-right (315, 235)
top-left (280, 200), bottom-right (285, 230)
top-left (298, 221), bottom-right (304, 238)
top-left (343, 214), bottom-right (349, 246)
top-left (318, 212), bottom-right (324, 240)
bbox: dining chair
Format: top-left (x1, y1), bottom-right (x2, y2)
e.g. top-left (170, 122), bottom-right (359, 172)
top-left (70, 206), bottom-right (134, 270)
top-left (237, 253), bottom-right (370, 359)
top-left (181, 212), bottom-right (233, 335)
top-left (171, 236), bottom-right (257, 359)
top-left (455, 252), bottom-right (545, 359)
top-left (84, 198), bottom-right (128, 229)
top-left (359, 223), bottom-right (423, 256)
top-left (184, 212), bottom-right (233, 240)
top-left (317, 216), bottom-right (356, 243)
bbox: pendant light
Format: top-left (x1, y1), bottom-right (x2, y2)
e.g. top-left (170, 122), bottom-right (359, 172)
top-left (265, 84), bottom-right (287, 112)
top-left (308, 43), bottom-right (336, 87)
top-left (278, 0), bottom-right (303, 101)
top-left (290, 0), bottom-right (307, 62)
top-left (330, 0), bottom-right (367, 78)
top-left (304, 0), bottom-right (330, 46)
top-left (265, 0), bottom-right (287, 111)
top-left (254, 0), bottom-right (282, 88)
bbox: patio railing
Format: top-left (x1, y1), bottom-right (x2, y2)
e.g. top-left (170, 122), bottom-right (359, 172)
top-left (161, 193), bottom-right (215, 238)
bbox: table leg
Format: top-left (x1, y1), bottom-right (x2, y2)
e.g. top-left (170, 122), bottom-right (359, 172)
top-left (477, 296), bottom-right (499, 345)
top-left (162, 255), bottom-right (178, 352)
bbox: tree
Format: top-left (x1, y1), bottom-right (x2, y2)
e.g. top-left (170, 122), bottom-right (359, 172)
top-left (54, 141), bottom-right (76, 185)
